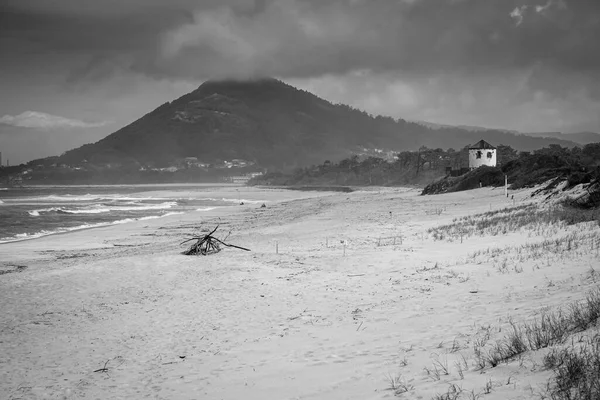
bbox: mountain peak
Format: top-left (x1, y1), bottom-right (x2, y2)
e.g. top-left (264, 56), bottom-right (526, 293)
top-left (195, 77), bottom-right (285, 91)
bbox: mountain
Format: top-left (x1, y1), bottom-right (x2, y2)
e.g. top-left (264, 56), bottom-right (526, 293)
top-left (41, 79), bottom-right (582, 171)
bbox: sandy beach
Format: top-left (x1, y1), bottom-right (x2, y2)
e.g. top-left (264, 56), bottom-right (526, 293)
top-left (1, 185), bottom-right (599, 400)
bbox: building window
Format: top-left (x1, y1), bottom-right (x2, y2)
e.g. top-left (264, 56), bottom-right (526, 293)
top-left (487, 152), bottom-right (493, 159)
top-left (476, 151), bottom-right (482, 159)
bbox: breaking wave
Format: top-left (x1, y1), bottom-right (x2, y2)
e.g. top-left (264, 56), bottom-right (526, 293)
top-left (0, 212), bottom-right (184, 244)
top-left (195, 207), bottom-right (218, 212)
top-left (14, 194), bottom-right (170, 203)
top-left (28, 202), bottom-right (177, 216)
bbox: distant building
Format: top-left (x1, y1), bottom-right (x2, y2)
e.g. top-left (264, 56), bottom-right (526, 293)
top-left (469, 140), bottom-right (497, 169)
top-left (231, 176), bottom-right (250, 184)
top-left (230, 172), bottom-right (263, 184)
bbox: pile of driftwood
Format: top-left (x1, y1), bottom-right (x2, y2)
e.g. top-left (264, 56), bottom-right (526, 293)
top-left (181, 226), bottom-right (250, 255)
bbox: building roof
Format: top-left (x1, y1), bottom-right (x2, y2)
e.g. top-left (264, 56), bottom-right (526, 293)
top-left (469, 140), bottom-right (496, 150)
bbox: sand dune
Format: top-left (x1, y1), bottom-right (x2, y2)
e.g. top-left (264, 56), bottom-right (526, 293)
top-left (1, 185), bottom-right (598, 399)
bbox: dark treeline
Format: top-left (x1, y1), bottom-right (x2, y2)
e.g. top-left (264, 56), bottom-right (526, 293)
top-left (249, 143), bottom-right (600, 189)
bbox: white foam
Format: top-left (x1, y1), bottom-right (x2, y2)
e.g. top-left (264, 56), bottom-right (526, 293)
top-left (196, 207), bottom-right (218, 212)
top-left (139, 212), bottom-right (184, 220)
top-left (28, 201), bottom-right (177, 216)
top-left (16, 194), bottom-right (171, 203)
top-left (198, 197), bottom-right (269, 204)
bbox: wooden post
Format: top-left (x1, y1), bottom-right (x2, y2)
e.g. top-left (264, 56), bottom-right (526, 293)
top-left (505, 174), bottom-right (508, 198)
top-left (276, 240), bottom-right (279, 254)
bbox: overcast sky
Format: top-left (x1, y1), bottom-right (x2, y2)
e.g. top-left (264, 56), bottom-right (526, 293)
top-left (1, 0), bottom-right (599, 164)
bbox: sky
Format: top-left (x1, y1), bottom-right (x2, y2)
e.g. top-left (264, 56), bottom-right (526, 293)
top-left (1, 0), bottom-right (600, 164)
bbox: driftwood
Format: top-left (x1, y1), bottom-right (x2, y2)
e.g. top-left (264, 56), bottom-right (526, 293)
top-left (93, 359), bottom-right (111, 373)
top-left (181, 226), bottom-right (251, 255)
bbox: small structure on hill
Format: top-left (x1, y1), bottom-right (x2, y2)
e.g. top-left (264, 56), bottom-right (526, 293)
top-left (469, 140), bottom-right (497, 170)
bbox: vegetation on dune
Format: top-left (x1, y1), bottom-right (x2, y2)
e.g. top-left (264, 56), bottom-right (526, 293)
top-left (393, 198), bottom-right (600, 399)
top-left (420, 166), bottom-right (505, 194)
top-left (505, 143), bottom-right (600, 189)
top-left (475, 288), bottom-right (600, 400)
top-left (429, 203), bottom-right (600, 243)
top-left (422, 143), bottom-right (600, 195)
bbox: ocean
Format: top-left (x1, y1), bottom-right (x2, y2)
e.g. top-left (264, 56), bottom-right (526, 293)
top-left (0, 184), bottom-right (262, 244)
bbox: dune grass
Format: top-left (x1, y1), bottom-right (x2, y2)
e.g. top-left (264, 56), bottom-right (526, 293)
top-left (428, 203), bottom-right (600, 243)
top-left (542, 334), bottom-right (600, 400)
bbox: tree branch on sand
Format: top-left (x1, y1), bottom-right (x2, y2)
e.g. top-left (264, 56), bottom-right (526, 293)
top-left (181, 226), bottom-right (251, 255)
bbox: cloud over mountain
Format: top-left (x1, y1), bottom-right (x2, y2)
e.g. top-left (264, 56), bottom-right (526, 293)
top-left (0, 111), bottom-right (111, 130)
top-left (0, 0), bottom-right (598, 159)
top-left (3, 0), bottom-right (599, 80)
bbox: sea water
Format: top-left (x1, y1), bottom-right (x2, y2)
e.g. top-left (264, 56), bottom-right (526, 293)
top-left (0, 184), bottom-right (261, 243)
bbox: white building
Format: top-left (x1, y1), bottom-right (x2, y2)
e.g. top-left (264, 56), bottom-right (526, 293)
top-left (468, 140), bottom-right (497, 169)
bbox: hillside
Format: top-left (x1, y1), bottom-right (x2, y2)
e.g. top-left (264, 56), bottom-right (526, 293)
top-left (48, 79), bottom-right (580, 170)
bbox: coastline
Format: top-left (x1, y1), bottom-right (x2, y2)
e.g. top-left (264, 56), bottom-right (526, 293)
top-left (0, 185), bottom-right (333, 247)
top-left (2, 185), bottom-right (599, 399)
top-left (0, 186), bottom-right (335, 261)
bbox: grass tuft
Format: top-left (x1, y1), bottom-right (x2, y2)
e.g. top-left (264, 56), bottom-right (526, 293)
top-left (543, 333), bottom-right (600, 400)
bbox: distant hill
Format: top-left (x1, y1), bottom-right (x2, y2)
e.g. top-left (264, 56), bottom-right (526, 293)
top-left (34, 78), bottom-right (581, 171)
top-left (413, 120), bottom-right (520, 135)
top-left (414, 121), bottom-right (600, 145)
top-left (525, 131), bottom-right (600, 145)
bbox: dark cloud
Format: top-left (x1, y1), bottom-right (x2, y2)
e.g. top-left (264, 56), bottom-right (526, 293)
top-left (3, 0), bottom-right (600, 80)
top-left (154, 0), bottom-right (600, 81)
top-left (291, 69), bottom-right (600, 134)
top-left (1, 0), bottom-right (599, 139)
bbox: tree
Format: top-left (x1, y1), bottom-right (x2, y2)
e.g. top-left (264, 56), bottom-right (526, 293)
top-left (496, 145), bottom-right (518, 165)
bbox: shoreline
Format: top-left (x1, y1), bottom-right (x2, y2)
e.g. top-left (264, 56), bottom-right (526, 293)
top-left (0, 186), bottom-right (336, 259)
